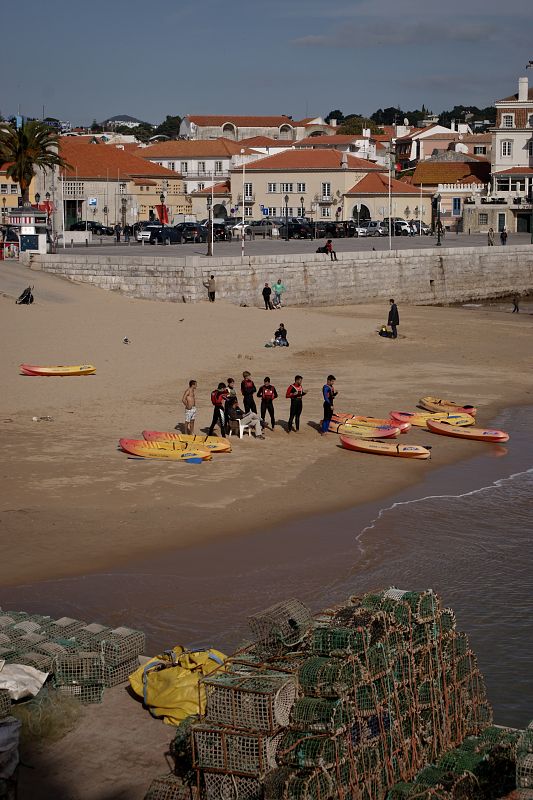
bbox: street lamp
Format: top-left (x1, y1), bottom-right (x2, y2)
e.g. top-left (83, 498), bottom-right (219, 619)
top-left (160, 191), bottom-right (165, 244)
top-left (300, 195), bottom-right (305, 219)
top-left (34, 192), bottom-right (41, 207)
top-left (285, 194), bottom-right (289, 241)
top-left (435, 193), bottom-right (442, 246)
top-left (206, 194), bottom-right (213, 256)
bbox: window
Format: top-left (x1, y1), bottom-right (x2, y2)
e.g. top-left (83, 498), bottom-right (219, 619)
top-left (297, 182), bottom-right (306, 193)
top-left (119, 183), bottom-right (127, 195)
top-left (244, 182), bottom-right (253, 198)
top-left (528, 140), bottom-right (533, 156)
top-left (197, 183), bottom-right (205, 190)
top-left (280, 182), bottom-right (293, 193)
top-left (267, 182), bottom-right (277, 193)
top-left (452, 197), bottom-right (461, 217)
top-left (214, 161), bottom-right (223, 174)
top-left (502, 114), bottom-right (514, 128)
top-left (496, 177), bottom-right (510, 192)
top-left (510, 178), bottom-right (525, 192)
top-left (473, 146), bottom-right (486, 155)
top-left (297, 206), bottom-right (305, 217)
top-left (529, 115), bottom-right (533, 128)
top-left (244, 206), bottom-right (253, 217)
top-left (501, 140), bottom-right (512, 157)
top-left (478, 212), bottom-right (488, 225)
top-left (267, 207), bottom-right (276, 216)
top-left (321, 206), bottom-right (331, 218)
top-left (198, 161), bottom-right (206, 174)
top-left (322, 182), bottom-right (331, 199)
top-left (180, 162), bottom-right (188, 174)
top-left (9, 183), bottom-right (18, 194)
top-left (1, 184), bottom-right (7, 194)
top-left (64, 181), bottom-right (84, 196)
top-left (167, 162), bottom-right (175, 171)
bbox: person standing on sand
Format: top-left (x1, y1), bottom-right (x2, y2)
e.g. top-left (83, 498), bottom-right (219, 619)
top-left (257, 377), bottom-right (278, 429)
top-left (500, 229), bottom-right (508, 246)
top-left (286, 375), bottom-right (306, 433)
top-left (272, 279), bottom-right (286, 309)
top-left (203, 275), bottom-right (216, 302)
top-left (388, 298), bottom-right (399, 339)
top-left (208, 382), bottom-right (228, 438)
top-left (262, 283), bottom-right (273, 310)
top-left (321, 375), bottom-right (337, 435)
top-left (181, 379), bottom-right (197, 434)
top-left (487, 227), bottom-right (495, 246)
top-left (241, 371), bottom-right (257, 414)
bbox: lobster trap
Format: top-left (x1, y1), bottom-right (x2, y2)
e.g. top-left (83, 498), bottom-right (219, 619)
top-left (248, 600), bottom-right (313, 657)
top-left (144, 773), bottom-right (198, 800)
top-left (0, 688), bottom-right (10, 718)
top-left (53, 651), bottom-right (103, 687)
top-left (103, 656), bottom-right (139, 688)
top-left (193, 723), bottom-right (281, 777)
top-left (297, 656), bottom-right (363, 698)
top-left (100, 626), bottom-right (145, 665)
top-left (203, 770), bottom-right (263, 800)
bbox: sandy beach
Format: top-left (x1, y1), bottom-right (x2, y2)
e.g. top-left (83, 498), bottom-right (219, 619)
top-left (1, 261), bottom-right (533, 587)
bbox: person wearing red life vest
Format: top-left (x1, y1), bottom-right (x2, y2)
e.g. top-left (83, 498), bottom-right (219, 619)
top-left (257, 377), bottom-right (278, 429)
top-left (208, 382), bottom-right (228, 437)
top-left (241, 371), bottom-right (257, 414)
top-left (286, 375), bottom-right (306, 433)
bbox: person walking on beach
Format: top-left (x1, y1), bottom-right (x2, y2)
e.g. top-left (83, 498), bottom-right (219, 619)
top-left (500, 229), bottom-right (508, 246)
top-left (487, 227), bottom-right (495, 246)
top-left (512, 296), bottom-right (520, 313)
top-left (286, 375), bottom-right (306, 433)
top-left (181, 379), bottom-right (197, 434)
top-left (241, 371), bottom-right (257, 414)
top-left (325, 239), bottom-right (337, 261)
top-left (203, 275), bottom-right (216, 302)
top-left (208, 382), bottom-right (228, 437)
top-left (257, 377), bottom-right (278, 429)
top-left (321, 375), bottom-right (337, 435)
top-left (388, 298), bottom-right (399, 339)
top-left (272, 279), bottom-right (286, 309)
top-left (226, 398), bottom-right (265, 439)
top-left (262, 282), bottom-right (273, 310)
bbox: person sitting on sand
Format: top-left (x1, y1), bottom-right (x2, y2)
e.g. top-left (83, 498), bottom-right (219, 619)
top-left (274, 324), bottom-right (289, 347)
top-left (226, 397), bottom-right (264, 439)
top-left (181, 379), bottom-right (197, 434)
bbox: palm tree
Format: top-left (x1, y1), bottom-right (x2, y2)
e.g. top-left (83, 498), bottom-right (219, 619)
top-left (0, 120), bottom-right (70, 205)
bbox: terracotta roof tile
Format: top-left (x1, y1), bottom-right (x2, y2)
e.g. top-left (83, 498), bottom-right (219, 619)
top-left (59, 139), bottom-right (180, 180)
top-left (346, 173), bottom-right (426, 195)
top-left (239, 150), bottom-right (383, 172)
top-left (142, 139), bottom-right (242, 158)
top-left (497, 87), bottom-right (533, 102)
top-left (237, 136), bottom-right (285, 147)
top-left (493, 166), bottom-right (533, 175)
top-left (294, 134), bottom-right (361, 146)
top-left (412, 160), bottom-right (490, 186)
top-left (191, 181), bottom-right (231, 195)
top-left (188, 115), bottom-right (295, 127)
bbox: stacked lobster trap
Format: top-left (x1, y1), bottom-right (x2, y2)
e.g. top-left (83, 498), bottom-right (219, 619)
top-left (0, 607), bottom-right (145, 703)
top-left (187, 588), bottom-right (496, 800)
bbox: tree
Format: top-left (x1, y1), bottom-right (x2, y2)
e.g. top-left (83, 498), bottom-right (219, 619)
top-left (370, 106), bottom-right (404, 126)
top-left (325, 109), bottom-right (344, 125)
top-left (154, 115), bottom-right (182, 139)
top-left (337, 115), bottom-right (380, 135)
top-left (0, 120), bottom-right (70, 204)
top-left (91, 119), bottom-right (103, 133)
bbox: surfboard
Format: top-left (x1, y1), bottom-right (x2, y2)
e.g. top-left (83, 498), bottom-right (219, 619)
top-left (20, 364), bottom-right (96, 377)
top-left (390, 410), bottom-right (475, 428)
top-left (333, 413), bottom-right (411, 433)
top-left (418, 396), bottom-right (477, 417)
top-left (340, 436), bottom-right (431, 459)
top-left (119, 439), bottom-right (212, 460)
top-left (329, 421), bottom-right (400, 438)
top-left (425, 419), bottom-right (509, 443)
top-left (142, 431), bottom-right (231, 453)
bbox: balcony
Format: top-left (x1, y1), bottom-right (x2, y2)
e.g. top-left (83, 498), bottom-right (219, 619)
top-left (319, 195), bottom-right (333, 204)
top-left (183, 171), bottom-right (229, 180)
top-left (237, 193), bottom-right (255, 203)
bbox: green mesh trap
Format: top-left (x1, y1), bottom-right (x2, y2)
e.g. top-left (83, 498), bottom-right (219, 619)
top-left (45, 617), bottom-right (87, 639)
top-left (100, 626), bottom-right (145, 665)
top-left (17, 650), bottom-right (53, 672)
top-left (297, 656), bottom-right (363, 698)
top-left (264, 766), bottom-right (333, 800)
top-left (203, 770), bottom-right (263, 800)
top-left (248, 599), bottom-right (313, 656)
top-left (312, 626), bottom-right (369, 657)
top-left (517, 752), bottom-right (533, 789)
top-left (53, 651), bottom-right (103, 687)
top-left (439, 609), bottom-right (456, 636)
top-left (103, 657), bottom-right (139, 688)
top-left (0, 688), bottom-right (11, 718)
top-left (144, 773), bottom-right (197, 800)
top-left (57, 683), bottom-right (104, 704)
top-left (193, 723), bottom-right (281, 777)
top-left (277, 730), bottom-right (347, 769)
top-left (290, 697), bottom-right (353, 733)
top-left (74, 623), bottom-right (113, 648)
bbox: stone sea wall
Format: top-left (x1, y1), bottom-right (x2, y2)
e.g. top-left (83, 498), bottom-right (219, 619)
top-left (27, 244), bottom-right (533, 306)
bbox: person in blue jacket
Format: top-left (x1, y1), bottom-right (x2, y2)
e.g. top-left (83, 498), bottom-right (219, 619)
top-left (321, 375), bottom-right (337, 435)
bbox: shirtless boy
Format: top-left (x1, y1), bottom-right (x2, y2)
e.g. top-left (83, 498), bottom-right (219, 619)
top-left (181, 379), bottom-right (197, 434)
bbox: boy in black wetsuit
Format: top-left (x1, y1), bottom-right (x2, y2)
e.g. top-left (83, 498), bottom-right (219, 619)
top-left (286, 375), bottom-right (306, 433)
top-left (257, 377), bottom-right (278, 429)
top-left (241, 371), bottom-right (257, 413)
top-left (321, 374), bottom-right (337, 435)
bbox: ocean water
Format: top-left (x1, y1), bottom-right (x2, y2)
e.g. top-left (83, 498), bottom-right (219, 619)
top-left (1, 405), bottom-right (532, 728)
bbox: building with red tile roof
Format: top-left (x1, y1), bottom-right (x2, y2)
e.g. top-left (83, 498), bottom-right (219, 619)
top-left (179, 114), bottom-right (333, 142)
top-left (344, 172), bottom-right (432, 226)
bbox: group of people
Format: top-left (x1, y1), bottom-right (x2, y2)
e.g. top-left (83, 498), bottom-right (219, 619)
top-left (262, 279), bottom-right (287, 310)
top-left (487, 227), bottom-right (508, 246)
top-left (181, 372), bottom-right (339, 439)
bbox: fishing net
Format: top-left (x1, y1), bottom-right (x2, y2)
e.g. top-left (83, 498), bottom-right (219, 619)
top-left (10, 686), bottom-right (83, 745)
top-left (0, 689), bottom-right (11, 718)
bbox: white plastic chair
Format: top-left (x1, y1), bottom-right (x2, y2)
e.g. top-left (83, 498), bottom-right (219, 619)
top-left (229, 419), bottom-right (253, 438)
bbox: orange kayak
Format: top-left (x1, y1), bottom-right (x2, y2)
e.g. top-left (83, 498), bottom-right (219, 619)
top-left (425, 419), bottom-right (509, 443)
top-left (340, 436), bottom-right (431, 459)
top-left (418, 396), bottom-right (477, 417)
top-left (333, 413), bottom-right (410, 433)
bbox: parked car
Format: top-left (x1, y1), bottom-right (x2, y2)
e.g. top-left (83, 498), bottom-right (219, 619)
top-left (409, 220), bottom-right (432, 235)
top-left (383, 218), bottom-right (412, 236)
top-left (69, 221), bottom-right (113, 236)
top-left (362, 220), bottom-right (387, 237)
top-left (248, 219), bottom-right (280, 237)
top-left (173, 222), bottom-right (207, 243)
top-left (278, 221), bottom-right (313, 239)
top-left (211, 223), bottom-right (231, 241)
top-left (136, 222), bottom-right (160, 242)
top-left (148, 225), bottom-right (181, 244)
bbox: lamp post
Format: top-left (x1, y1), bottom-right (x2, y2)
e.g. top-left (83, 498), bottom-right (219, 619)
top-left (206, 193), bottom-right (213, 256)
top-left (300, 195), bottom-right (305, 220)
top-left (435, 193), bottom-right (442, 246)
top-left (285, 194), bottom-right (289, 241)
top-left (2, 197), bottom-right (6, 224)
top-left (160, 191), bottom-right (165, 245)
top-left (34, 192), bottom-right (41, 207)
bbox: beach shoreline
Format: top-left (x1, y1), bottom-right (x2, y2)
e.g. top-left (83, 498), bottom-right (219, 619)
top-left (1, 262), bottom-right (532, 588)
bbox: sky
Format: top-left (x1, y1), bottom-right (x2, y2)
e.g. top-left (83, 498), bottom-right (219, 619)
top-left (1, 0), bottom-right (532, 127)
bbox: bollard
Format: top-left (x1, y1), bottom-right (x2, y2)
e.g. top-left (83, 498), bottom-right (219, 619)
top-left (71, 239), bottom-right (74, 248)
top-left (85, 238), bottom-right (89, 247)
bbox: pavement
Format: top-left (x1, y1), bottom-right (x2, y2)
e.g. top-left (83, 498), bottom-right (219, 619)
top-left (51, 232), bottom-right (533, 258)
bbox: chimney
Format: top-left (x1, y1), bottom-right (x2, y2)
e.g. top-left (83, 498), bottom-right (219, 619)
top-left (518, 76), bottom-right (528, 101)
top-left (341, 152), bottom-right (348, 169)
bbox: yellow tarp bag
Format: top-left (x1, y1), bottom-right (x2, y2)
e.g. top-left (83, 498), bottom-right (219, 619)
top-left (128, 645), bottom-right (227, 726)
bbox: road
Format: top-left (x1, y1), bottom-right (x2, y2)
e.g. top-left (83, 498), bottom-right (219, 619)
top-left (52, 232), bottom-right (532, 258)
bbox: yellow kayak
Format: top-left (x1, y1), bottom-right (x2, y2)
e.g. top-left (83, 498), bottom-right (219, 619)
top-left (142, 431), bottom-right (231, 453)
top-left (418, 396), bottom-right (477, 417)
top-left (329, 421), bottom-right (400, 439)
top-left (119, 439), bottom-right (212, 460)
top-left (20, 363), bottom-right (96, 376)
top-left (390, 411), bottom-right (475, 428)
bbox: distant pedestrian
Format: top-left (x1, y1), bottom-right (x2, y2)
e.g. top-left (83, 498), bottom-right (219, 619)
top-left (241, 371), bottom-right (257, 414)
top-left (325, 239), bottom-right (337, 261)
top-left (512, 296), bottom-right (520, 313)
top-left (286, 375), bottom-right (306, 433)
top-left (262, 282), bottom-right (273, 310)
top-left (272, 279), bottom-right (286, 309)
top-left (124, 226), bottom-right (131, 243)
top-left (203, 274), bottom-right (216, 302)
top-left (257, 377), bottom-right (278, 429)
top-left (274, 323), bottom-right (289, 347)
top-left (388, 298), bottom-right (399, 339)
top-left (208, 382), bottom-right (228, 437)
top-left (487, 227), bottom-right (495, 246)
top-left (181, 379), bottom-right (197, 434)
top-left (114, 224), bottom-right (122, 242)
top-left (321, 375), bottom-right (337, 435)
top-left (500, 229), bottom-right (508, 246)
